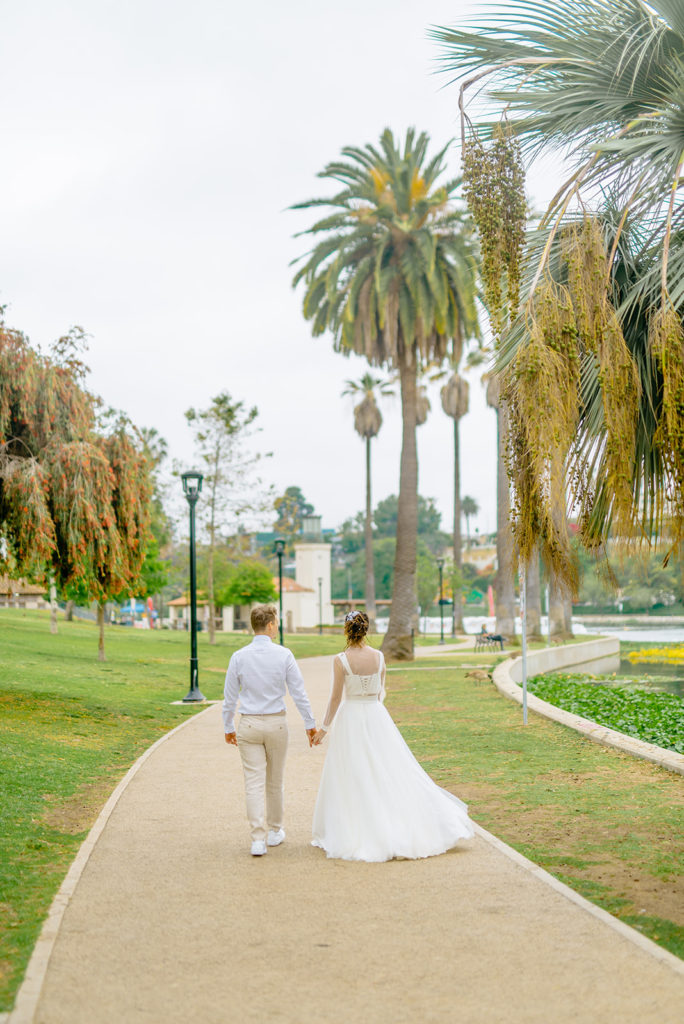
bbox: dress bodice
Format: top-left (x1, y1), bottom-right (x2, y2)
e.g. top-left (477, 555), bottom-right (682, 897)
top-left (338, 650), bottom-right (384, 699)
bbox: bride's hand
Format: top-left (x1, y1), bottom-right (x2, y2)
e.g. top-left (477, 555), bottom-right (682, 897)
top-left (313, 729), bottom-right (326, 745)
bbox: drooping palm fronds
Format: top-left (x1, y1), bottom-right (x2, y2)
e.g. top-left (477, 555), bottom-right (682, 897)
top-left (434, 0), bottom-right (684, 585)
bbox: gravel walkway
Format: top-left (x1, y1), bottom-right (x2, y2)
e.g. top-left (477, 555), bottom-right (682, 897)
top-left (18, 654), bottom-right (684, 1023)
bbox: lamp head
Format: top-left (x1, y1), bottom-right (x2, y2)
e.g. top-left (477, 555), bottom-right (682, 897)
top-left (436, 557), bottom-right (445, 570)
top-left (181, 469), bottom-right (204, 498)
top-left (274, 538), bottom-right (286, 556)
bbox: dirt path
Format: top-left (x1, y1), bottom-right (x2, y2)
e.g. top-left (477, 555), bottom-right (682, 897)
top-left (25, 655), bottom-right (684, 1023)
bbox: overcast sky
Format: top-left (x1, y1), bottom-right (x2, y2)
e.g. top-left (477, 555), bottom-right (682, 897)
top-left (1, 1), bottom-right (557, 539)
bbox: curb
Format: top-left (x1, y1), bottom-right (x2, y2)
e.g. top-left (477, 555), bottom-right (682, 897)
top-left (7, 703), bottom-right (217, 1024)
top-left (473, 823), bottom-right (684, 976)
top-left (492, 654), bottom-right (684, 777)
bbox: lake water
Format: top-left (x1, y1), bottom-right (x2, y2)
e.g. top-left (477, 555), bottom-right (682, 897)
top-left (373, 615), bottom-right (684, 697)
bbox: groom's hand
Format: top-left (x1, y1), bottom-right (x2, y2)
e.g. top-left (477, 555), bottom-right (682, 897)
top-left (225, 732), bottom-right (237, 745)
top-left (306, 728), bottom-right (317, 747)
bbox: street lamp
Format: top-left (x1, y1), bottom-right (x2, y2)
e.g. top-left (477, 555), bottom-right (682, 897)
top-left (318, 576), bottom-right (323, 636)
top-left (436, 557), bottom-right (445, 645)
top-left (274, 538), bottom-right (285, 645)
top-left (181, 470), bottom-right (205, 703)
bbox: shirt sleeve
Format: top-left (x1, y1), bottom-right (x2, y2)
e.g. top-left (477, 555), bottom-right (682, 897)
top-left (284, 651), bottom-right (316, 729)
top-left (222, 654), bottom-right (240, 733)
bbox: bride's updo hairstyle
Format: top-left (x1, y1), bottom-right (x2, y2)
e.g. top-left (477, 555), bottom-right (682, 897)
top-left (344, 610), bottom-right (369, 647)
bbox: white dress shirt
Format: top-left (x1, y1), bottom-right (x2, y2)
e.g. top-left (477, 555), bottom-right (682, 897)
top-left (222, 635), bottom-right (316, 733)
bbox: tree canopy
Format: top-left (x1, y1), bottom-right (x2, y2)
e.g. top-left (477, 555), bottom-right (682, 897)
top-left (0, 321), bottom-right (152, 607)
top-left (434, 0), bottom-right (684, 587)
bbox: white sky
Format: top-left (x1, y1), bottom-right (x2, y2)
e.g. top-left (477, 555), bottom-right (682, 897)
top-left (0, 1), bottom-right (559, 538)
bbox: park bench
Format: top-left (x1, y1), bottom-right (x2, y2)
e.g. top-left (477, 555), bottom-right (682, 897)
top-left (474, 633), bottom-right (505, 652)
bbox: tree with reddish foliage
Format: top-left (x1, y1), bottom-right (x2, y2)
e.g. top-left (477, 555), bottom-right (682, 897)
top-left (0, 318), bottom-right (152, 658)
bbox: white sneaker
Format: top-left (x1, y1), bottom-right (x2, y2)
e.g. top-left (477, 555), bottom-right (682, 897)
top-left (250, 840), bottom-right (267, 856)
top-left (267, 828), bottom-right (286, 847)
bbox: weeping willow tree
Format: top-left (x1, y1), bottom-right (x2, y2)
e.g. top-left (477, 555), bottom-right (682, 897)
top-left (0, 321), bottom-right (152, 657)
top-left (292, 128), bottom-right (479, 659)
top-left (434, 0), bottom-right (684, 591)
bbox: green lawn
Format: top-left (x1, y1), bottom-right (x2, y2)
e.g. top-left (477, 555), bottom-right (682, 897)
top-left (2, 612), bottom-right (683, 1009)
top-left (386, 655), bottom-right (684, 961)
top-left (0, 609), bottom-right (342, 1012)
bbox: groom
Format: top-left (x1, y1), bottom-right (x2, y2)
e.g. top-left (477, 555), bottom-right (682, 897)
top-left (223, 604), bottom-right (317, 856)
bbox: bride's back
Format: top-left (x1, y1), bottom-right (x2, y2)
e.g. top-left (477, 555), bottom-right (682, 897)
top-left (341, 645), bottom-right (382, 675)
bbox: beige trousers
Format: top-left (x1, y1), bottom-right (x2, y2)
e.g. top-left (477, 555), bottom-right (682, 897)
top-left (236, 712), bottom-right (289, 841)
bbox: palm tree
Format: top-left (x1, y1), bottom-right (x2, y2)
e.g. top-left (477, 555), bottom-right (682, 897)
top-left (486, 375), bottom-right (516, 636)
top-left (461, 495), bottom-right (478, 548)
top-left (342, 373), bottom-right (394, 630)
top-left (441, 373), bottom-right (469, 631)
top-left (415, 384), bottom-right (431, 426)
top-left (434, 0), bottom-right (684, 581)
top-left (292, 128), bottom-right (479, 659)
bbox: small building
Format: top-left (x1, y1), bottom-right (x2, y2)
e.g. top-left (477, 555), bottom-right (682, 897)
top-left (0, 576), bottom-right (48, 609)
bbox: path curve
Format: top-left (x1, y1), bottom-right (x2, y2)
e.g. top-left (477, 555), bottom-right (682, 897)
top-left (12, 654), bottom-right (684, 1023)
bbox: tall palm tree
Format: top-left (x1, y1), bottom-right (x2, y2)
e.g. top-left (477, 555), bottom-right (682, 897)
top-left (461, 495), bottom-right (478, 548)
top-left (434, 0), bottom-right (684, 579)
top-left (486, 374), bottom-right (516, 635)
top-left (292, 128), bottom-right (479, 659)
top-left (342, 373), bottom-right (393, 631)
top-left (441, 371), bottom-right (469, 631)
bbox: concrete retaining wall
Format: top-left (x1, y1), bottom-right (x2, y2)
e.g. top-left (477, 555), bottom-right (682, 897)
top-left (493, 637), bottom-right (684, 777)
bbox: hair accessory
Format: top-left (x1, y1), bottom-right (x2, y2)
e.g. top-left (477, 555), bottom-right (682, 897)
top-left (345, 611), bottom-right (361, 622)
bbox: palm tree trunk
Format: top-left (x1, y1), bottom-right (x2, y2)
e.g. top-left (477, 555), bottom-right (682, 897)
top-left (97, 603), bottom-right (106, 661)
top-left (452, 418), bottom-right (464, 633)
top-left (495, 405), bottom-right (516, 636)
top-left (382, 356), bottom-right (418, 660)
top-left (549, 571), bottom-right (571, 638)
top-left (525, 547), bottom-right (542, 638)
top-left (364, 436), bottom-right (377, 631)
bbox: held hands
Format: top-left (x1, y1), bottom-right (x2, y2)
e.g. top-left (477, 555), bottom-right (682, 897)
top-left (224, 732), bottom-right (237, 746)
top-left (306, 728), bottom-right (317, 747)
top-left (312, 729), bottom-right (326, 745)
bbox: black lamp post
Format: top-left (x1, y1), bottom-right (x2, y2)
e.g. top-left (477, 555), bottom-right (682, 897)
top-left (274, 538), bottom-right (285, 645)
top-left (437, 557), bottom-right (445, 645)
top-left (181, 470), bottom-right (205, 702)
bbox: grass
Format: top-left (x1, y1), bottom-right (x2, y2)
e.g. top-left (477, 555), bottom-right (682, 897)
top-left (386, 653), bottom-right (684, 961)
top-left (2, 611), bottom-right (683, 1006)
top-left (0, 609), bottom-right (341, 1012)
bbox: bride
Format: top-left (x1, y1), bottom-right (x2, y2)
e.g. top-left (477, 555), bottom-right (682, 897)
top-left (312, 611), bottom-right (474, 862)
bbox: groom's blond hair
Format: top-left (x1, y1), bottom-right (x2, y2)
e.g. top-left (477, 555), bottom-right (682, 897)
top-left (251, 605), bottom-right (278, 633)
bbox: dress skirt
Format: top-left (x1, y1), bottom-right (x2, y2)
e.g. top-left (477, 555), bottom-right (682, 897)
top-left (311, 697), bottom-right (474, 862)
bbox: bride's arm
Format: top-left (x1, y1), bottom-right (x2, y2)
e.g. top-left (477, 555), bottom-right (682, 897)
top-left (314, 656), bottom-right (345, 741)
top-left (379, 651), bottom-right (386, 703)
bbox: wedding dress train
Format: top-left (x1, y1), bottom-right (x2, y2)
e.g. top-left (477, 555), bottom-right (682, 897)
top-left (312, 648), bottom-right (474, 862)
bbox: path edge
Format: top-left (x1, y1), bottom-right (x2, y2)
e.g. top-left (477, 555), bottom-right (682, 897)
top-left (474, 822), bottom-right (684, 976)
top-left (7, 703), bottom-right (218, 1024)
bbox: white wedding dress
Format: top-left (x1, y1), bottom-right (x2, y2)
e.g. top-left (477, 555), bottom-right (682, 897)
top-left (312, 647), bottom-right (474, 862)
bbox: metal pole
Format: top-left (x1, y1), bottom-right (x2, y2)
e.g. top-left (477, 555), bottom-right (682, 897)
top-left (183, 492), bottom-right (205, 702)
top-left (439, 564), bottom-right (444, 644)
top-left (520, 561), bottom-right (528, 725)
top-left (278, 549), bottom-right (284, 645)
top-left (318, 577), bottom-right (323, 635)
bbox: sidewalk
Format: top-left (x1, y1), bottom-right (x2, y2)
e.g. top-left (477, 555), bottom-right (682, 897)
top-left (15, 655), bottom-right (684, 1024)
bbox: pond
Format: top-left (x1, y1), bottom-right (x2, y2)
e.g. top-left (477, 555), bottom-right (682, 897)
top-left (611, 658), bottom-right (684, 698)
